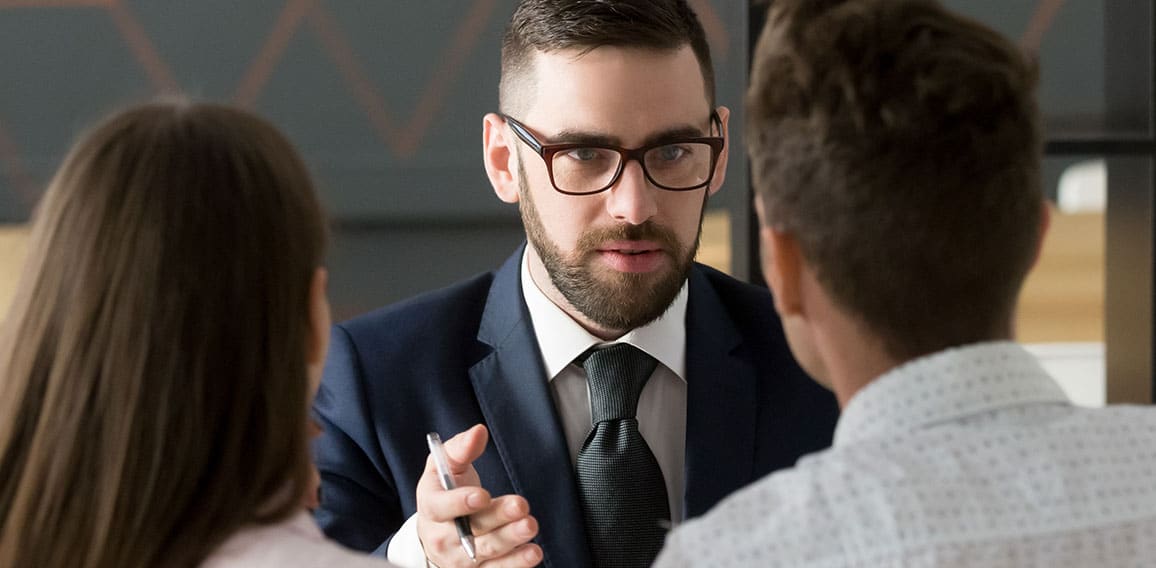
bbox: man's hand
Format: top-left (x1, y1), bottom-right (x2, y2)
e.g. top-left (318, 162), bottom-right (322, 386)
top-left (416, 424), bottom-right (542, 567)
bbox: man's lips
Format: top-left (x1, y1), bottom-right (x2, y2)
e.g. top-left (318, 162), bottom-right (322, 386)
top-left (594, 241), bottom-right (668, 273)
top-left (595, 240), bottom-right (665, 254)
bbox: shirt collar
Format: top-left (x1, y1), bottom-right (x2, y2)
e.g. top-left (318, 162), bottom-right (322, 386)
top-left (520, 248), bottom-right (687, 381)
top-left (834, 341), bottom-right (1071, 447)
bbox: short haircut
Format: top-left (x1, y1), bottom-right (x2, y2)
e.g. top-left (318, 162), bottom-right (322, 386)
top-left (499, 0), bottom-right (715, 115)
top-left (747, 0), bottom-right (1042, 361)
top-left (0, 100), bottom-right (327, 567)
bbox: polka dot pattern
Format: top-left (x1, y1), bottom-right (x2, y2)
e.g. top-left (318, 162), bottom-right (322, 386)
top-left (655, 342), bottom-right (1156, 567)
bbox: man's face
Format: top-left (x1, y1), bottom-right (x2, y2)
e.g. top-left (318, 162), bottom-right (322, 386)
top-left (506, 46), bottom-right (728, 336)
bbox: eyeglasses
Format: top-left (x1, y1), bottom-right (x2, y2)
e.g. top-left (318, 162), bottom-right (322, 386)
top-left (502, 113), bottom-right (725, 196)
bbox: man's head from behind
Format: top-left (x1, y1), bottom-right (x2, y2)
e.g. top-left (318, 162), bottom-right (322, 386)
top-left (748, 0), bottom-right (1043, 366)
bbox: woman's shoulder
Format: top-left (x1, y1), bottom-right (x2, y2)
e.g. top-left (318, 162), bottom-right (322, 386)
top-left (201, 511), bottom-right (394, 568)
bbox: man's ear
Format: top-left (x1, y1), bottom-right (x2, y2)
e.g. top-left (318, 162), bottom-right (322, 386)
top-left (761, 226), bottom-right (805, 318)
top-left (707, 106), bottom-right (731, 197)
top-left (483, 113), bottom-right (520, 204)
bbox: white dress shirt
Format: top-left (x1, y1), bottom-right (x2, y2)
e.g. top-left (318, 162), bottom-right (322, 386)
top-left (656, 341), bottom-right (1156, 567)
top-left (388, 251), bottom-right (689, 566)
top-left (203, 511), bottom-right (394, 567)
top-left (520, 249), bottom-right (688, 522)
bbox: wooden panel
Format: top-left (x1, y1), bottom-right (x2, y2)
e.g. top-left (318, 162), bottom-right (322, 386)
top-left (1016, 209), bottom-right (1105, 343)
top-left (696, 209), bottom-right (732, 275)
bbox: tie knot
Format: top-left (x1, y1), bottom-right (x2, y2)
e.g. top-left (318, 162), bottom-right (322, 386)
top-left (581, 343), bottom-right (658, 423)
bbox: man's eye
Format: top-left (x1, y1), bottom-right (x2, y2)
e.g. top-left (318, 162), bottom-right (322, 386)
top-left (654, 145), bottom-right (688, 162)
top-left (564, 147), bottom-right (603, 161)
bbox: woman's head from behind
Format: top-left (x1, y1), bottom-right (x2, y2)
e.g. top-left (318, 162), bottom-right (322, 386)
top-left (0, 100), bottom-right (329, 568)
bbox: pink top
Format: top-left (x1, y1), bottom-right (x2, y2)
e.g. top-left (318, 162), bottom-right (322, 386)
top-left (201, 511), bottom-right (394, 567)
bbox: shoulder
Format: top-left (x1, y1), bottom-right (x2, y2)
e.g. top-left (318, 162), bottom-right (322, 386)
top-left (688, 264), bottom-right (840, 451)
top-left (340, 271), bottom-right (496, 342)
top-left (318, 269), bottom-right (502, 412)
top-left (691, 263), bottom-right (778, 318)
top-left (657, 455), bottom-right (839, 567)
top-left (201, 513), bottom-right (395, 568)
top-left (694, 263), bottom-right (770, 297)
top-left (687, 263), bottom-right (793, 363)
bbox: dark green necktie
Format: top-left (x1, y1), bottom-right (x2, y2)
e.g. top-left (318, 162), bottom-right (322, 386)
top-left (575, 343), bottom-right (671, 568)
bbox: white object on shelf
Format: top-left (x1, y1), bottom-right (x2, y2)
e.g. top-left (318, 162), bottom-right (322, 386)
top-left (1057, 159), bottom-right (1106, 214)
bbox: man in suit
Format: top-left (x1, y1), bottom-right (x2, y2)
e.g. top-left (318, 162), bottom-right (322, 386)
top-left (313, 1), bottom-right (839, 567)
top-left (656, 0), bottom-right (1156, 565)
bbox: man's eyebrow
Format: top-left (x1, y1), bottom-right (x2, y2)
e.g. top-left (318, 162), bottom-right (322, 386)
top-left (547, 123), bottom-right (712, 148)
top-left (640, 125), bottom-right (710, 146)
top-left (548, 129), bottom-right (619, 146)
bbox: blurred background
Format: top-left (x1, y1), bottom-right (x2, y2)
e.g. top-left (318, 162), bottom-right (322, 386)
top-left (1, 0), bottom-right (1153, 404)
top-left (0, 0), bottom-right (749, 317)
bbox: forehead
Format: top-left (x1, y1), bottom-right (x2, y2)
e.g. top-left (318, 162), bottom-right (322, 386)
top-left (522, 45), bottom-right (712, 145)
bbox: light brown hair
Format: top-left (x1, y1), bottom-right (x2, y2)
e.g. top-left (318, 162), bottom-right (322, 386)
top-left (0, 100), bottom-right (327, 568)
top-left (747, 0), bottom-right (1042, 360)
top-left (499, 0), bottom-right (716, 114)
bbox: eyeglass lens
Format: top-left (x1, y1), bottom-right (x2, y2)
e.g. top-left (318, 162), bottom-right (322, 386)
top-left (551, 142), bottom-right (715, 193)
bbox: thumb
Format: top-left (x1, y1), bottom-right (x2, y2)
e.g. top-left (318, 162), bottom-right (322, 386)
top-left (442, 424), bottom-right (488, 475)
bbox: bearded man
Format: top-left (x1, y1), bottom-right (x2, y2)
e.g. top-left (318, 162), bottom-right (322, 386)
top-left (312, 2), bottom-right (838, 567)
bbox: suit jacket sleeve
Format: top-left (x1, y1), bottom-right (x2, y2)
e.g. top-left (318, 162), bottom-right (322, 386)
top-left (312, 324), bottom-right (402, 555)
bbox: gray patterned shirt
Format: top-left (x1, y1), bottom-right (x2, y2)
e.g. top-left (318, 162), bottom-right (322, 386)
top-left (656, 341), bottom-right (1156, 567)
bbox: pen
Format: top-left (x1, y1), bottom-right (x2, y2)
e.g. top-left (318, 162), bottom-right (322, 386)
top-left (426, 432), bottom-right (478, 562)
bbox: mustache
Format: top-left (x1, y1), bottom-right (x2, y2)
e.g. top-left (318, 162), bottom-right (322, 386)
top-left (575, 221), bottom-right (681, 253)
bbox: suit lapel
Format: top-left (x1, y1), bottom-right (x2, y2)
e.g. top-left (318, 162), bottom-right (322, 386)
top-left (469, 248), bottom-right (590, 568)
top-left (682, 266), bottom-right (758, 518)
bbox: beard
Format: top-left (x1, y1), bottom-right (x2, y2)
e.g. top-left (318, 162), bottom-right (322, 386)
top-left (517, 166), bottom-right (705, 332)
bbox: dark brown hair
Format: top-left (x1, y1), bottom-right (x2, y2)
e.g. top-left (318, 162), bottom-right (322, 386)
top-left (0, 100), bottom-right (327, 568)
top-left (500, 0), bottom-right (715, 114)
top-left (747, 0), bottom-right (1042, 361)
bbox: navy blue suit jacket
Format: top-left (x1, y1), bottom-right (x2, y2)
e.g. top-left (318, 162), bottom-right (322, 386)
top-left (313, 247), bottom-right (839, 567)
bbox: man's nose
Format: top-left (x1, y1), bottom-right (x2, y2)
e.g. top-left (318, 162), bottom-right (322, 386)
top-left (604, 159), bottom-right (658, 225)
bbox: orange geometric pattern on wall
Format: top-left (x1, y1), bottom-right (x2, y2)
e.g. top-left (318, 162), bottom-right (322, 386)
top-left (0, 0), bottom-right (730, 206)
top-left (0, 0), bottom-right (1057, 207)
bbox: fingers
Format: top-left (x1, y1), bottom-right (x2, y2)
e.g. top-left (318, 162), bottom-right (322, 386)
top-left (416, 478), bottom-right (491, 567)
top-left (419, 491), bottom-right (541, 566)
top-left (419, 484), bottom-right (491, 523)
top-left (472, 500), bottom-right (539, 557)
top-left (470, 495), bottom-right (530, 534)
top-left (478, 544), bottom-right (543, 568)
top-left (416, 424), bottom-right (490, 521)
top-left (439, 424), bottom-right (489, 477)
top-left (464, 495), bottom-right (540, 565)
top-left (415, 424), bottom-right (539, 567)
top-left (423, 501), bottom-right (541, 568)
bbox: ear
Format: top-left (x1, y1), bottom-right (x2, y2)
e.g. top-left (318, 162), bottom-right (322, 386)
top-left (306, 267), bottom-right (331, 369)
top-left (706, 106), bottom-right (731, 197)
top-left (760, 225), bottom-right (805, 318)
top-left (483, 113), bottom-right (520, 204)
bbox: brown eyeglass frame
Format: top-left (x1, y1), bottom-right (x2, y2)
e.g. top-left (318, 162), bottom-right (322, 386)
top-left (501, 112), bottom-right (725, 196)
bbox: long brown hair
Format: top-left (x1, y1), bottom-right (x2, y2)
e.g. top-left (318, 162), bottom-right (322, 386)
top-left (0, 100), bottom-right (328, 568)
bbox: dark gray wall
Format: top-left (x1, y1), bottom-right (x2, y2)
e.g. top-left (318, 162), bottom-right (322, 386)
top-left (0, 0), bottom-right (750, 320)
